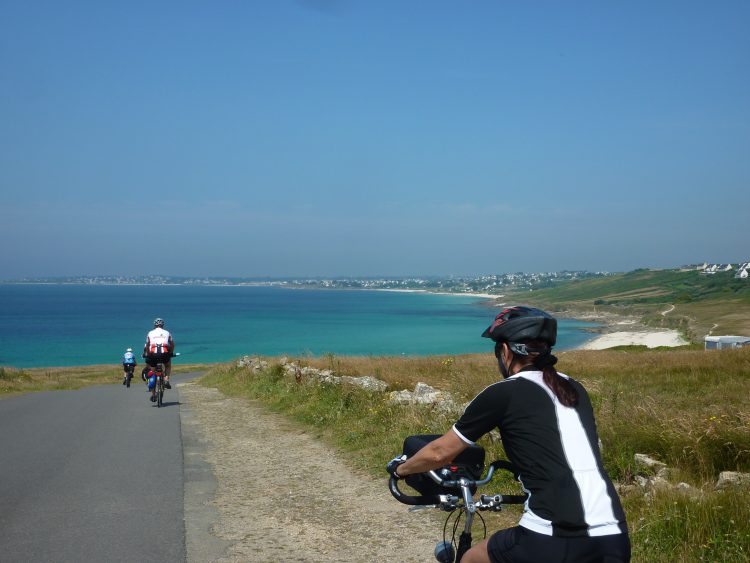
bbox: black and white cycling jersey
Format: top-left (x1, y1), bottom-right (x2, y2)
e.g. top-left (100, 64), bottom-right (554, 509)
top-left (452, 369), bottom-right (628, 538)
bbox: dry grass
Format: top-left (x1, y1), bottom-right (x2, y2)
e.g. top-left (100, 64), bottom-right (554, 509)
top-left (297, 347), bottom-right (750, 480)
top-left (0, 363), bottom-right (213, 397)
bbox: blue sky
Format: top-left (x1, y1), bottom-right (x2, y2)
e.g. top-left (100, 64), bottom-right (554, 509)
top-left (1, 1), bottom-right (748, 278)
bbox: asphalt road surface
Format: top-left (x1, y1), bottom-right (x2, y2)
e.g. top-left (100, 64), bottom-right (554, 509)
top-left (0, 372), bottom-right (203, 563)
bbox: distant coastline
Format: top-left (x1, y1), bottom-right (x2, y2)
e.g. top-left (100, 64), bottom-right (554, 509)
top-left (1, 277), bottom-right (691, 352)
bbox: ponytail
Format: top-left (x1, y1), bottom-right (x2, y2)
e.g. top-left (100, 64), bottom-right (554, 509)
top-left (532, 349), bottom-right (579, 407)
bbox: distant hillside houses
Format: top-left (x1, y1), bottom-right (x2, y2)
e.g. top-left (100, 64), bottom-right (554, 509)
top-left (690, 262), bottom-right (749, 278)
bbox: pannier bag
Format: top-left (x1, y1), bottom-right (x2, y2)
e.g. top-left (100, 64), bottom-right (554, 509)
top-left (402, 434), bottom-right (485, 497)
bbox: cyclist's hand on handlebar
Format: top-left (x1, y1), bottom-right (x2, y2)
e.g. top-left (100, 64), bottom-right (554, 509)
top-left (387, 455), bottom-right (407, 480)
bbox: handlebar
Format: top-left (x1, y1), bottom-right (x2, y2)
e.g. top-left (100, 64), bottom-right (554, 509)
top-left (389, 460), bottom-right (528, 508)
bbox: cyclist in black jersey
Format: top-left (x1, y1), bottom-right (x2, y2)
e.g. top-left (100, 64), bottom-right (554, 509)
top-left (388, 306), bottom-right (630, 563)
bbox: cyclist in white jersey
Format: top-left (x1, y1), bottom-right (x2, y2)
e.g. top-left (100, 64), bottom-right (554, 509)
top-left (143, 318), bottom-right (175, 391)
top-left (388, 307), bottom-right (630, 563)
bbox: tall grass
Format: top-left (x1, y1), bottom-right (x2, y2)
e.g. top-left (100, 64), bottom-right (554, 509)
top-left (562, 347), bottom-right (750, 482)
top-left (201, 346), bottom-right (750, 562)
top-left (625, 488), bottom-right (750, 562)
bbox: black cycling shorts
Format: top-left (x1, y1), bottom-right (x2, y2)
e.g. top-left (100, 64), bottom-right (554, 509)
top-left (145, 354), bottom-right (171, 368)
top-left (487, 526), bottom-right (631, 563)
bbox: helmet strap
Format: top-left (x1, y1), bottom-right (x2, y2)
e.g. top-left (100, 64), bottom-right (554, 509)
top-left (499, 355), bottom-right (511, 379)
top-left (495, 342), bottom-right (511, 379)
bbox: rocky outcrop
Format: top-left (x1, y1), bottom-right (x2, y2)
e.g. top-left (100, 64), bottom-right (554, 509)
top-left (245, 358), bottom-right (390, 392)
top-left (237, 356), bottom-right (268, 372)
top-left (627, 453), bottom-right (750, 497)
top-left (629, 453), bottom-right (698, 496)
top-left (388, 382), bottom-right (460, 414)
top-left (238, 356), bottom-right (459, 408)
top-left (340, 375), bottom-right (388, 393)
top-left (715, 471), bottom-right (750, 490)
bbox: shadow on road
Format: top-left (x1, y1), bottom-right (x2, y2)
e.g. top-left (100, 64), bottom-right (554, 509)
top-left (150, 401), bottom-right (181, 408)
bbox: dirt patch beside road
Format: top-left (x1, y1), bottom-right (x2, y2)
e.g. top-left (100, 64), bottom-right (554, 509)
top-left (179, 381), bottom-right (438, 562)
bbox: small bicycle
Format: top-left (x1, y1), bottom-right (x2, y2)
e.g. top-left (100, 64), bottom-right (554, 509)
top-left (123, 364), bottom-right (135, 388)
top-left (389, 434), bottom-right (528, 563)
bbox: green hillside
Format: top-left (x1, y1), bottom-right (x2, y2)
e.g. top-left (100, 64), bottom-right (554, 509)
top-left (509, 269), bottom-right (750, 340)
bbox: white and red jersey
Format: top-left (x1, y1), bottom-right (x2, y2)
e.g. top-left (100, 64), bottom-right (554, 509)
top-left (145, 327), bottom-right (173, 356)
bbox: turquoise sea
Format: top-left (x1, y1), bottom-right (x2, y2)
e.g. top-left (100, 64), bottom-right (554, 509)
top-left (0, 284), bottom-right (600, 368)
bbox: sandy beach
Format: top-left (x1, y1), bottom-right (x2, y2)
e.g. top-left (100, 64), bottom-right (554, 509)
top-left (579, 329), bottom-right (688, 350)
top-left (379, 291), bottom-right (691, 350)
top-left (376, 288), bottom-right (504, 300)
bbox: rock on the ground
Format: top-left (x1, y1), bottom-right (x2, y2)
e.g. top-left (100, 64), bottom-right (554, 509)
top-left (715, 471), bottom-right (750, 490)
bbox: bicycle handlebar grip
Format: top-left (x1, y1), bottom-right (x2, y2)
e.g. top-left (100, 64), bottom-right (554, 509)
top-left (388, 477), bottom-right (441, 506)
top-left (500, 494), bottom-right (528, 505)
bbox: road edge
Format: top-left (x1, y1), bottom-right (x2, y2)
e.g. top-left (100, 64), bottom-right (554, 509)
top-left (179, 377), bottom-right (232, 563)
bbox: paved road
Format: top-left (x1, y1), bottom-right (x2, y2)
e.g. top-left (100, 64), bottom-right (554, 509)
top-left (0, 372), bottom-right (203, 563)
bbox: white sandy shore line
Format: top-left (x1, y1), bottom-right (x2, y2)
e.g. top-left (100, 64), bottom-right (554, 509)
top-left (580, 330), bottom-right (688, 350)
top-left (376, 288), bottom-right (504, 299)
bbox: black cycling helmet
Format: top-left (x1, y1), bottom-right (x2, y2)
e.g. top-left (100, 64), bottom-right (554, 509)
top-left (153, 317), bottom-right (165, 328)
top-left (482, 306), bottom-right (557, 347)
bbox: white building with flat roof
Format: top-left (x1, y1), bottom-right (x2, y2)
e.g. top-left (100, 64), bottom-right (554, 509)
top-left (705, 335), bottom-right (750, 350)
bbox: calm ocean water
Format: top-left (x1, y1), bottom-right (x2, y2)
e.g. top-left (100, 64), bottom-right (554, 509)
top-left (0, 284), bottom-right (599, 368)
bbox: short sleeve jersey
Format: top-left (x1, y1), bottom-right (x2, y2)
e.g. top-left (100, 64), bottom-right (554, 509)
top-left (452, 370), bottom-right (627, 538)
top-left (145, 328), bottom-right (172, 355)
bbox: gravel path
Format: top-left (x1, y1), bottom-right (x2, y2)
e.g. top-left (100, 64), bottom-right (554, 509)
top-left (179, 381), bottom-right (439, 562)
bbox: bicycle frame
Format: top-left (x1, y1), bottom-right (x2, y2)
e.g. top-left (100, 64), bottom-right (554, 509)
top-left (152, 364), bottom-right (165, 407)
top-left (123, 365), bottom-right (135, 388)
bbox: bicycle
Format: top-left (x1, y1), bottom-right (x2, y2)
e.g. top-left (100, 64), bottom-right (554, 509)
top-left (122, 364), bottom-right (135, 388)
top-left (150, 363), bottom-right (165, 407)
top-left (148, 352), bottom-right (179, 407)
top-left (389, 434), bottom-right (528, 563)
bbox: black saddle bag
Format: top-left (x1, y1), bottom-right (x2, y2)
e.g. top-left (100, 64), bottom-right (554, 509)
top-left (402, 434), bottom-right (485, 496)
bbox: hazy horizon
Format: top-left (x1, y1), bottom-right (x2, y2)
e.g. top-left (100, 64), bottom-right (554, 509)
top-left (3, 261), bottom-right (738, 282)
top-left (2, 1), bottom-right (748, 278)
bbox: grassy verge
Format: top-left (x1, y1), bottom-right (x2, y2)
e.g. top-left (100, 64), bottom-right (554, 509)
top-left (201, 346), bottom-right (750, 562)
top-left (0, 363), bottom-right (212, 397)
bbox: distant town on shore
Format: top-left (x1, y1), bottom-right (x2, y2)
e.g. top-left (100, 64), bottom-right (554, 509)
top-left (5, 261), bottom-right (749, 294)
top-left (2, 271), bottom-right (608, 293)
